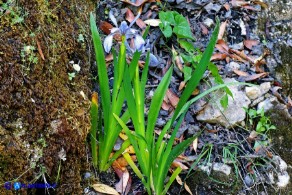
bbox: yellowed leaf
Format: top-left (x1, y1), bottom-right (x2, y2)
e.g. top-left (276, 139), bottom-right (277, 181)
top-left (184, 182), bottom-right (193, 195)
top-left (119, 132), bottom-right (128, 140)
top-left (92, 184), bottom-right (119, 195)
top-left (192, 138), bottom-right (198, 152)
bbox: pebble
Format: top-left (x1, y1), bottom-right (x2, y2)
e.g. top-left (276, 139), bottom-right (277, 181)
top-left (245, 82), bottom-right (271, 100)
top-left (212, 163), bottom-right (231, 176)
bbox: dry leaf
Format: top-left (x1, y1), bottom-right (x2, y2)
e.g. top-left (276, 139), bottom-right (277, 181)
top-left (184, 182), bottom-right (193, 195)
top-left (119, 132), bottom-right (128, 140)
top-left (223, 3), bottom-right (230, 10)
top-left (106, 54), bottom-right (114, 62)
top-left (92, 184), bottom-right (119, 195)
top-left (162, 100), bottom-right (171, 111)
top-left (176, 175), bottom-right (183, 185)
top-left (166, 89), bottom-right (180, 107)
top-left (115, 157), bottom-right (129, 168)
top-left (192, 88), bottom-right (200, 96)
top-left (216, 39), bottom-right (229, 53)
top-left (125, 8), bottom-right (146, 29)
top-left (229, 53), bottom-right (247, 63)
top-left (211, 53), bottom-right (227, 61)
top-left (231, 0), bottom-right (249, 7)
top-left (175, 56), bottom-right (183, 71)
top-left (99, 21), bottom-right (114, 35)
top-left (115, 168), bottom-right (130, 194)
top-left (199, 22), bottom-right (208, 35)
top-left (243, 39), bottom-right (259, 50)
top-left (218, 21), bottom-right (228, 40)
top-left (172, 159), bottom-right (189, 170)
top-left (179, 81), bottom-right (186, 91)
top-left (241, 72), bottom-right (268, 81)
top-left (233, 69), bottom-right (249, 76)
top-left (252, 0), bottom-right (268, 9)
top-left (36, 38), bottom-right (45, 60)
top-left (144, 19), bottom-right (161, 26)
top-left (193, 138), bottom-right (198, 152)
top-left (124, 145), bottom-right (135, 154)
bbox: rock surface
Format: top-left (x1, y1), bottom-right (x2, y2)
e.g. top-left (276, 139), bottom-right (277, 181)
top-left (245, 82), bottom-right (271, 100)
top-left (196, 78), bottom-right (251, 128)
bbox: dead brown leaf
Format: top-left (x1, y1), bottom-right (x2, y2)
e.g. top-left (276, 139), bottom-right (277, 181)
top-left (113, 161), bottom-right (131, 195)
top-left (223, 3), bottom-right (230, 10)
top-left (211, 53), bottom-right (227, 61)
top-left (233, 69), bottom-right (249, 76)
top-left (216, 39), bottom-right (229, 53)
top-left (166, 89), bottom-right (180, 108)
top-left (172, 159), bottom-right (189, 170)
top-left (243, 39), bottom-right (259, 50)
top-left (231, 0), bottom-right (249, 7)
top-left (92, 184), bottom-right (119, 195)
top-left (199, 22), bottom-right (209, 35)
top-left (36, 38), bottom-right (45, 60)
top-left (179, 81), bottom-right (186, 91)
top-left (241, 72), bottom-right (268, 81)
top-left (99, 21), bottom-right (113, 35)
top-left (252, 0), bottom-right (269, 9)
top-left (218, 20), bottom-right (228, 40)
top-left (193, 138), bottom-right (198, 152)
top-left (175, 56), bottom-right (183, 71)
top-left (125, 8), bottom-right (146, 29)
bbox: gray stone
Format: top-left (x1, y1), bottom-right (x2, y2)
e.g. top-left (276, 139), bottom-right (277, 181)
top-left (245, 82), bottom-right (271, 100)
top-left (244, 174), bottom-right (254, 187)
top-left (203, 18), bottom-right (214, 27)
top-left (212, 163), bottom-right (231, 176)
top-left (196, 78), bottom-right (251, 128)
top-left (225, 61), bottom-right (240, 72)
top-left (257, 96), bottom-right (278, 112)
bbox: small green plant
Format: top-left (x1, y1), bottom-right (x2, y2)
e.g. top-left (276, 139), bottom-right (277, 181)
top-left (90, 12), bottom-right (146, 171)
top-left (159, 11), bottom-right (194, 40)
top-left (0, 0), bottom-right (27, 25)
top-left (20, 45), bottom-right (38, 75)
top-left (244, 107), bottom-right (276, 133)
top-left (178, 38), bottom-right (232, 109)
top-left (114, 18), bottom-right (220, 195)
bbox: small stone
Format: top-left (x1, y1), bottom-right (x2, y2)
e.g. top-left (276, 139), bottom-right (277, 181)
top-left (244, 174), bottom-right (254, 187)
top-left (273, 155), bottom-right (287, 172)
top-left (246, 86), bottom-right (261, 100)
top-left (176, 0), bottom-right (184, 4)
top-left (250, 96), bottom-right (265, 107)
top-left (277, 172), bottom-right (290, 188)
top-left (225, 61), bottom-right (240, 72)
top-left (257, 96), bottom-right (277, 112)
top-left (245, 82), bottom-right (271, 100)
top-left (203, 18), bottom-right (214, 27)
top-left (212, 163), bottom-right (231, 176)
top-left (84, 172), bottom-right (91, 179)
top-left (196, 78), bottom-right (251, 128)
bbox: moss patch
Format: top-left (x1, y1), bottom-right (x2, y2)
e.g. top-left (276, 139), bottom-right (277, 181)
top-left (0, 0), bottom-right (95, 193)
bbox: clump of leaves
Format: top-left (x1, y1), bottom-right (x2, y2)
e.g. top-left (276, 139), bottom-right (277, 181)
top-left (244, 107), bottom-right (276, 133)
top-left (114, 18), bottom-right (221, 195)
top-left (159, 11), bottom-right (194, 40)
top-left (178, 33), bottom-right (232, 109)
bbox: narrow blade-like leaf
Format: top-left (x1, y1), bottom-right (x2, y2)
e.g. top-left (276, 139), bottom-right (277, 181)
top-left (172, 18), bottom-right (220, 121)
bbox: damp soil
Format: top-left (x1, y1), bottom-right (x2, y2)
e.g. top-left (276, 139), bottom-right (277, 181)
top-left (0, 0), bottom-right (95, 194)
